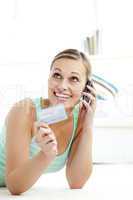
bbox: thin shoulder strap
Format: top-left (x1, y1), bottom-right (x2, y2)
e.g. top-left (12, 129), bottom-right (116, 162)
top-left (66, 104), bottom-right (80, 149)
top-left (32, 97), bottom-right (42, 121)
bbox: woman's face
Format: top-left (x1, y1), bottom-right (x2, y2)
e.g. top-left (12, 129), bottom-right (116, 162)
top-left (48, 58), bottom-right (87, 113)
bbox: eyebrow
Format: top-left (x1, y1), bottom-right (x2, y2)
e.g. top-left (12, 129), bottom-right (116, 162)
top-left (54, 67), bottom-right (80, 76)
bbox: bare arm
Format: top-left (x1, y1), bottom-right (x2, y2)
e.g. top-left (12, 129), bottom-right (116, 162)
top-left (66, 84), bottom-right (96, 189)
top-left (5, 99), bottom-right (55, 195)
top-left (66, 127), bottom-right (92, 189)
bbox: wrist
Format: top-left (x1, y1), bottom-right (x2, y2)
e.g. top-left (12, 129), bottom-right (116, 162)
top-left (82, 126), bottom-right (93, 134)
top-left (83, 119), bottom-right (94, 132)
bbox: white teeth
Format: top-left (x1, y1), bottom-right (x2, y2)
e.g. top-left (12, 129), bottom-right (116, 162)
top-left (55, 92), bottom-right (70, 98)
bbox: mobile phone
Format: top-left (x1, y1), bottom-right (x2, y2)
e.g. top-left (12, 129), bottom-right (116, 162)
top-left (83, 79), bottom-right (93, 103)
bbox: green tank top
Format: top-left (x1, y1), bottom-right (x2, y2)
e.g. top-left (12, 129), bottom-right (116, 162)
top-left (0, 98), bottom-right (79, 186)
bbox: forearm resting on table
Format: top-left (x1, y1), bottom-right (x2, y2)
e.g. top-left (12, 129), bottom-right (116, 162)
top-left (66, 128), bottom-right (93, 188)
top-left (6, 151), bottom-right (51, 195)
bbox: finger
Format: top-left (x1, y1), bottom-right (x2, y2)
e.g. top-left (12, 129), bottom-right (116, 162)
top-left (86, 85), bottom-right (97, 97)
top-left (37, 132), bottom-right (57, 143)
top-left (39, 127), bottom-right (52, 136)
top-left (35, 121), bottom-right (49, 130)
top-left (79, 99), bottom-right (89, 111)
top-left (91, 97), bottom-right (97, 109)
top-left (35, 129), bottom-right (54, 143)
top-left (47, 141), bottom-right (58, 149)
top-left (82, 92), bottom-right (95, 102)
top-left (37, 139), bottom-right (57, 150)
top-left (44, 134), bottom-right (56, 140)
top-left (39, 138), bottom-right (54, 145)
top-left (82, 97), bottom-right (96, 110)
top-left (43, 135), bottom-right (56, 144)
top-left (34, 122), bottom-right (49, 135)
top-left (82, 99), bottom-right (90, 109)
top-left (44, 141), bottom-right (58, 153)
top-left (79, 101), bottom-right (82, 110)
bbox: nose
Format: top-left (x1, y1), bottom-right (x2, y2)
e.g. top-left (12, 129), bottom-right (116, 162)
top-left (59, 79), bottom-right (69, 91)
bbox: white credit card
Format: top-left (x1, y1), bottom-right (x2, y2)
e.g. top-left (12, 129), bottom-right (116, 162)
top-left (39, 104), bottom-right (68, 125)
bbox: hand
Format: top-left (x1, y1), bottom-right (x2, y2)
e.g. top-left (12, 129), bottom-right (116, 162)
top-left (78, 84), bottom-right (97, 132)
top-left (34, 122), bottom-right (58, 161)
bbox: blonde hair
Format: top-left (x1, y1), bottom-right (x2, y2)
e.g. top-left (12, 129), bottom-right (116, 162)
top-left (50, 49), bottom-right (92, 81)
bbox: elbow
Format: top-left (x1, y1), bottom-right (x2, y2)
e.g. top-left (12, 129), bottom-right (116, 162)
top-left (6, 182), bottom-right (24, 195)
top-left (7, 184), bottom-right (27, 195)
top-left (69, 183), bottom-right (85, 189)
top-left (67, 166), bottom-right (93, 190)
top-left (6, 183), bottom-right (22, 195)
top-left (6, 177), bottom-right (26, 195)
top-left (8, 188), bottom-right (22, 196)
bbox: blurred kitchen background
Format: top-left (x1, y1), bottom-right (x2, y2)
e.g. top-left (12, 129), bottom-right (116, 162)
top-left (0, 0), bottom-right (133, 163)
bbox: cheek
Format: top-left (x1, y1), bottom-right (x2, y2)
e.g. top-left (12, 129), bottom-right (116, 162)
top-left (73, 86), bottom-right (84, 98)
top-left (48, 78), bottom-right (58, 89)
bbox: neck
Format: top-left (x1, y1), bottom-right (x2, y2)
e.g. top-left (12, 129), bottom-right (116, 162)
top-left (66, 109), bottom-right (73, 118)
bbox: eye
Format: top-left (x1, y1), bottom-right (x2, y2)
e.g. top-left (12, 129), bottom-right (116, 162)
top-left (71, 76), bottom-right (79, 82)
top-left (52, 72), bottom-right (62, 79)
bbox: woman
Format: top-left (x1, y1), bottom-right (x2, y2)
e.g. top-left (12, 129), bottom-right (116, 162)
top-left (0, 49), bottom-right (96, 194)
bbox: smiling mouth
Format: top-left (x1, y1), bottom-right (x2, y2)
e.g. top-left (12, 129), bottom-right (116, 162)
top-left (53, 92), bottom-right (71, 100)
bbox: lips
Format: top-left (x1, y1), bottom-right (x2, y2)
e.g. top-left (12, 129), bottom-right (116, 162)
top-left (53, 91), bottom-right (71, 100)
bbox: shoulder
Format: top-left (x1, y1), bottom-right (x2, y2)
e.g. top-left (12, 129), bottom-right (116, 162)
top-left (5, 98), bottom-right (36, 126)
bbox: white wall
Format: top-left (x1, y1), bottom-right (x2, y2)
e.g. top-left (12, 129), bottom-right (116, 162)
top-left (97, 0), bottom-right (133, 57)
top-left (0, 0), bottom-right (96, 63)
top-left (0, 0), bottom-right (96, 124)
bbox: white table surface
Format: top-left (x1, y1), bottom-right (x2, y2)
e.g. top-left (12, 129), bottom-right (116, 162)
top-left (1, 164), bottom-right (133, 200)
